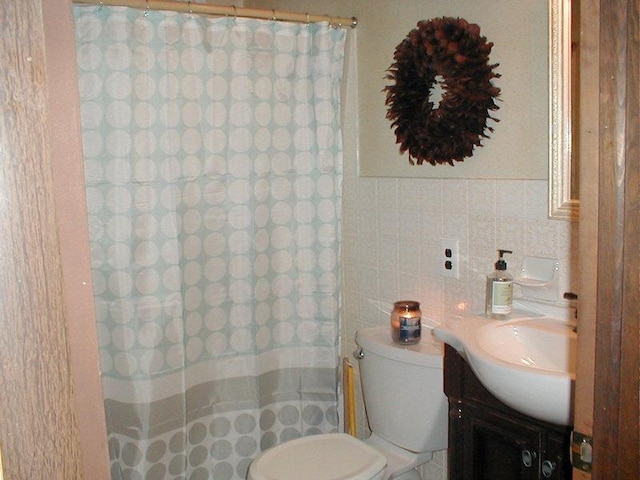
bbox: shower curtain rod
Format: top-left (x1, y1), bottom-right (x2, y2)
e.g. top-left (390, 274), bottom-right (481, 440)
top-left (72, 0), bottom-right (357, 28)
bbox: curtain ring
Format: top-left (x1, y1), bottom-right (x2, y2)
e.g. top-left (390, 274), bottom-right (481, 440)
top-left (144, 0), bottom-right (150, 17)
top-left (305, 12), bottom-right (310, 27)
top-left (96, 0), bottom-right (104, 13)
top-left (232, 5), bottom-right (237, 21)
top-left (187, 0), bottom-right (192, 17)
top-left (271, 9), bottom-right (277, 21)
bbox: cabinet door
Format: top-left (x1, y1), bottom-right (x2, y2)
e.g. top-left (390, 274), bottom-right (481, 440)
top-left (463, 403), bottom-right (542, 480)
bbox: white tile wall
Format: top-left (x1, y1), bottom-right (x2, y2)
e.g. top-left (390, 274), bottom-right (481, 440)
top-left (342, 176), bottom-right (577, 323)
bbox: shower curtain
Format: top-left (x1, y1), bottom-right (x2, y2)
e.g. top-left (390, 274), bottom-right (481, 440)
top-left (73, 5), bottom-right (345, 480)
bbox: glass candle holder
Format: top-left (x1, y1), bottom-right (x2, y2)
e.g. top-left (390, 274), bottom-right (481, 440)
top-left (390, 300), bottom-right (422, 345)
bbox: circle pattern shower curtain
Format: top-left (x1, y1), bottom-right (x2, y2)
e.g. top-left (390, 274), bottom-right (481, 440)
top-left (73, 5), bottom-right (346, 480)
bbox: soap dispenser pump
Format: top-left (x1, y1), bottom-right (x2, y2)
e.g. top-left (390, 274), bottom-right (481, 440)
top-left (486, 249), bottom-right (513, 319)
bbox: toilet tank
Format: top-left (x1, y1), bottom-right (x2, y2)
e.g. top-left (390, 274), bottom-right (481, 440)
top-left (355, 326), bottom-right (448, 454)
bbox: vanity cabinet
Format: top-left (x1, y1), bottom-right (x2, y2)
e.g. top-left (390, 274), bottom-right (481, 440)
top-left (444, 344), bottom-right (572, 480)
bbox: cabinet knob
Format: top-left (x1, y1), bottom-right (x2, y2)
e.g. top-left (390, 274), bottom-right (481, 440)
top-left (521, 450), bottom-right (537, 468)
top-left (542, 460), bottom-right (557, 478)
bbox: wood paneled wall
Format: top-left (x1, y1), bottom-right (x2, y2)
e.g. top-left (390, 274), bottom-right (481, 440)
top-left (0, 1), bottom-right (84, 478)
top-left (592, 0), bottom-right (639, 477)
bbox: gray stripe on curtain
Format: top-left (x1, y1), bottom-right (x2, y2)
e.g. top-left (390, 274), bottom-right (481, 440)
top-left (105, 367), bottom-right (337, 438)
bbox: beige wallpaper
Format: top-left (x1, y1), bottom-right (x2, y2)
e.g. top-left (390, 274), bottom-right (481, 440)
top-left (357, 0), bottom-right (548, 178)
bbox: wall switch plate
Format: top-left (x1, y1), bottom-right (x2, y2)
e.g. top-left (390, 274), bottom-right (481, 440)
top-left (440, 238), bottom-right (459, 279)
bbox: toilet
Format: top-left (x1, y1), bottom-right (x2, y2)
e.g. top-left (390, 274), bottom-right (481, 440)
top-left (247, 325), bottom-right (449, 480)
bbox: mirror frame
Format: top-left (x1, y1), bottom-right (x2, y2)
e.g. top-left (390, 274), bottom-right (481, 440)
top-left (549, 0), bottom-right (578, 220)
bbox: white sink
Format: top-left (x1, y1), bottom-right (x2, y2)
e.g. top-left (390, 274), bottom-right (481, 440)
top-left (434, 308), bottom-right (577, 426)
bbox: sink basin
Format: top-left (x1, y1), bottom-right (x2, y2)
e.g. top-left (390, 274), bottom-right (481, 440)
top-left (434, 312), bottom-right (577, 426)
top-left (477, 318), bottom-right (576, 372)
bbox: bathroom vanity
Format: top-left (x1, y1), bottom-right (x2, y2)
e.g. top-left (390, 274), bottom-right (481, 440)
top-left (444, 344), bottom-right (572, 480)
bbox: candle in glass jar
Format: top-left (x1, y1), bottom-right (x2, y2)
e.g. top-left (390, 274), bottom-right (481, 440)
top-left (390, 300), bottom-right (421, 345)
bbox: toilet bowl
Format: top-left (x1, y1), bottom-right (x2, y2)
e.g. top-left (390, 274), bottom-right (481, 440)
top-left (246, 326), bottom-right (448, 480)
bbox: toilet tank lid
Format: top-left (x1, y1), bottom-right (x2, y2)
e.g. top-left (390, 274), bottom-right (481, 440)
top-left (356, 326), bottom-right (444, 368)
top-left (248, 433), bottom-right (386, 480)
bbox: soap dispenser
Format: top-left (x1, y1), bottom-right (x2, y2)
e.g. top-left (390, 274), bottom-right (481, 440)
top-left (486, 249), bottom-right (513, 319)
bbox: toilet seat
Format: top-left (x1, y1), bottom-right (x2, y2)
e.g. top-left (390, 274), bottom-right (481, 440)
top-left (247, 433), bottom-right (387, 480)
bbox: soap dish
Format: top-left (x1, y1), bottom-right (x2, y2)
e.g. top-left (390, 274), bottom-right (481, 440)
top-left (514, 256), bottom-right (560, 301)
